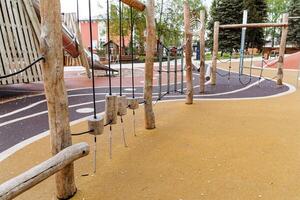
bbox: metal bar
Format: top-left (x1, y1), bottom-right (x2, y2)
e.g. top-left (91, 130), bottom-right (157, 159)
top-left (180, 49), bottom-right (184, 93)
top-left (167, 50), bottom-right (170, 93)
top-left (174, 49), bottom-right (178, 92)
top-left (239, 10), bottom-right (248, 75)
top-left (158, 42), bottom-right (163, 98)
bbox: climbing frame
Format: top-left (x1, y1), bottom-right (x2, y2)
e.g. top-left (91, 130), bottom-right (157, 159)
top-left (0, 0), bottom-right (43, 85)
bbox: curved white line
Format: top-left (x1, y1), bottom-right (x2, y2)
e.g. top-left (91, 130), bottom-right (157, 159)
top-left (0, 100), bottom-right (105, 128)
top-left (0, 93), bottom-right (145, 120)
top-left (0, 82), bottom-right (295, 163)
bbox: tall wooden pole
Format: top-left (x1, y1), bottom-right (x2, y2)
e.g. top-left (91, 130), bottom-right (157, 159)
top-left (199, 10), bottom-right (206, 94)
top-left (211, 21), bottom-right (219, 85)
top-left (277, 13), bottom-right (289, 85)
top-left (184, 1), bottom-right (193, 104)
top-left (40, 0), bottom-right (77, 199)
top-left (75, 18), bottom-right (91, 78)
top-left (144, 0), bottom-right (156, 129)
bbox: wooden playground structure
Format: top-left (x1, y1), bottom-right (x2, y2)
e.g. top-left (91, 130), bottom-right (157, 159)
top-left (0, 0), bottom-right (294, 199)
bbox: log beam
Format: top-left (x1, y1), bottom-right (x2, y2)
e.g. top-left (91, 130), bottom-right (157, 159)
top-left (0, 143), bottom-right (90, 200)
top-left (144, 0), bottom-right (156, 129)
top-left (277, 13), bottom-right (289, 85)
top-left (121, 0), bottom-right (145, 12)
top-left (219, 23), bottom-right (288, 29)
top-left (184, 1), bottom-right (193, 104)
top-left (199, 10), bottom-right (206, 94)
top-left (211, 21), bottom-right (219, 85)
top-left (39, 0), bottom-right (77, 199)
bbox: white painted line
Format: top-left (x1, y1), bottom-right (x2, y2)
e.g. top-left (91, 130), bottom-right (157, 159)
top-left (0, 113), bottom-right (103, 162)
top-left (0, 82), bottom-right (295, 163)
top-left (0, 100), bottom-right (105, 128)
top-left (124, 88), bottom-right (136, 92)
top-left (76, 108), bottom-right (94, 114)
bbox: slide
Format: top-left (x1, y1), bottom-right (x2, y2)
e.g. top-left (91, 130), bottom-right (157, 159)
top-left (32, 0), bottom-right (80, 58)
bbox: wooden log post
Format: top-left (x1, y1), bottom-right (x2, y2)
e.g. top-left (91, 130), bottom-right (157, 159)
top-left (75, 19), bottom-right (91, 78)
top-left (184, 1), bottom-right (193, 104)
top-left (199, 10), bottom-right (206, 94)
top-left (211, 21), bottom-right (219, 85)
top-left (121, 0), bottom-right (146, 11)
top-left (39, 0), bottom-right (77, 199)
top-left (144, 0), bottom-right (156, 129)
top-left (277, 13), bottom-right (289, 85)
top-left (0, 143), bottom-right (90, 200)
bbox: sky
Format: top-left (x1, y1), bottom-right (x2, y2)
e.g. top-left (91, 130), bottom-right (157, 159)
top-left (61, 0), bottom-right (213, 19)
top-left (61, 0), bottom-right (102, 19)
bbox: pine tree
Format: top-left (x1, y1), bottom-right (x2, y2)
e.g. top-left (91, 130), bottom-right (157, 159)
top-left (244, 0), bottom-right (268, 50)
top-left (207, 0), bottom-right (268, 53)
top-left (287, 0), bottom-right (300, 47)
top-left (207, 0), bottom-right (244, 53)
top-left (218, 0), bottom-right (244, 52)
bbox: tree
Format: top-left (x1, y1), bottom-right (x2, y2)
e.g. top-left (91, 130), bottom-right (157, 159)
top-left (210, 0), bottom-right (243, 52)
top-left (207, 0), bottom-right (218, 51)
top-left (266, 0), bottom-right (289, 46)
top-left (155, 0), bottom-right (206, 47)
top-left (106, 2), bottom-right (146, 54)
top-left (243, 0), bottom-right (268, 50)
top-left (287, 0), bottom-right (300, 47)
top-left (207, 0), bottom-right (268, 53)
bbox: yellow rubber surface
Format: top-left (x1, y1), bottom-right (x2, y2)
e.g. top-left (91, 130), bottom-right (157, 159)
top-left (1, 65), bottom-right (300, 200)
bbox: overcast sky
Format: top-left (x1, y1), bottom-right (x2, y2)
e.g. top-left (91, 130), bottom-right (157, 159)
top-left (61, 0), bottom-right (213, 19)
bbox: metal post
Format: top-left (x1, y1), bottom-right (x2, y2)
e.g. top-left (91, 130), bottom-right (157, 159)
top-left (167, 50), bottom-right (171, 93)
top-left (174, 49), bottom-right (178, 92)
top-left (239, 10), bottom-right (248, 75)
top-left (180, 49), bottom-right (184, 94)
top-left (158, 42), bottom-right (163, 99)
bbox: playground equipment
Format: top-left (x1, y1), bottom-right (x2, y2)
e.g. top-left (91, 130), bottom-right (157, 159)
top-left (156, 42), bottom-right (184, 101)
top-left (0, 0), bottom-right (156, 199)
top-left (0, 0), bottom-right (212, 199)
top-left (211, 13), bottom-right (289, 86)
top-left (184, 1), bottom-right (193, 104)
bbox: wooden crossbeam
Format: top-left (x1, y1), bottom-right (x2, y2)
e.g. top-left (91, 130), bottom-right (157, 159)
top-left (121, 0), bottom-right (146, 11)
top-left (219, 23), bottom-right (288, 29)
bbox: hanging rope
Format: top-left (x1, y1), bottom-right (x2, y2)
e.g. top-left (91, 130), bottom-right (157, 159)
top-left (238, 31), bottom-right (255, 86)
top-left (107, 0), bottom-right (113, 96)
top-left (89, 0), bottom-right (97, 119)
top-left (130, 7), bottom-right (135, 99)
top-left (0, 56), bottom-right (44, 80)
top-left (119, 0), bottom-right (123, 97)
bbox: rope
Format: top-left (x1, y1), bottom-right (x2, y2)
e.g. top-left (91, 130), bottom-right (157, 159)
top-left (72, 129), bottom-right (94, 136)
top-left (130, 7), bottom-right (135, 99)
top-left (238, 31), bottom-right (255, 86)
top-left (216, 52), bottom-right (232, 78)
top-left (107, 0), bottom-right (112, 95)
top-left (119, 0), bottom-right (123, 96)
top-left (0, 56), bottom-right (44, 79)
top-left (89, 0), bottom-right (97, 119)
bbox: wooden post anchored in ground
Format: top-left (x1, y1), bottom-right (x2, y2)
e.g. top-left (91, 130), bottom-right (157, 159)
top-left (277, 13), bottom-right (289, 85)
top-left (144, 0), bottom-right (156, 129)
top-left (199, 10), bottom-right (206, 93)
top-left (39, 0), bottom-right (77, 199)
top-left (184, 1), bottom-right (193, 104)
top-left (211, 21), bottom-right (219, 85)
top-left (75, 18), bottom-right (91, 78)
top-left (0, 143), bottom-right (89, 200)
